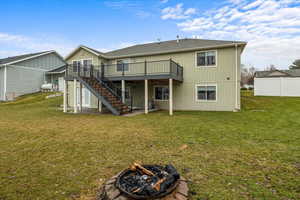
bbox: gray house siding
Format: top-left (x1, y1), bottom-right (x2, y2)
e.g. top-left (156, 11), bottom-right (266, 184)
top-left (15, 53), bottom-right (65, 71)
top-left (0, 67), bottom-right (4, 101)
top-left (5, 66), bottom-right (45, 100)
top-left (0, 52), bottom-right (67, 101)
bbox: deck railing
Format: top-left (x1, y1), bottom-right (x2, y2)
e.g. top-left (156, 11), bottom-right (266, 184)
top-left (66, 59), bottom-right (183, 81)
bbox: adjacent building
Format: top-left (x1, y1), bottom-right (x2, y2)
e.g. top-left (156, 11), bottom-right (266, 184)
top-left (0, 51), bottom-right (66, 101)
top-left (255, 69), bottom-right (300, 97)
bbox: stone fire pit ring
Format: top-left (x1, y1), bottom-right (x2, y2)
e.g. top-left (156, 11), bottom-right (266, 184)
top-left (97, 171), bottom-right (188, 200)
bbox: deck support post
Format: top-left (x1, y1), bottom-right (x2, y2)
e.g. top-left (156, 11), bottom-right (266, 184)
top-left (98, 100), bottom-right (102, 113)
top-left (73, 79), bottom-right (78, 113)
top-left (169, 78), bottom-right (173, 116)
top-left (121, 80), bottom-right (125, 103)
top-left (79, 83), bottom-right (83, 112)
top-left (145, 79), bottom-right (148, 114)
top-left (63, 79), bottom-right (67, 113)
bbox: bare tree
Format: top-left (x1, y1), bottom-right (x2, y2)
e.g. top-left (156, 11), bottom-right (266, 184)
top-left (265, 64), bottom-right (277, 71)
top-left (289, 59), bottom-right (300, 69)
top-left (241, 64), bottom-right (257, 86)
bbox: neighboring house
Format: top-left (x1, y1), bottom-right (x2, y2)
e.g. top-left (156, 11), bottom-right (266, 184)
top-left (254, 69), bottom-right (300, 97)
top-left (63, 38), bottom-right (246, 115)
top-left (0, 51), bottom-right (66, 101)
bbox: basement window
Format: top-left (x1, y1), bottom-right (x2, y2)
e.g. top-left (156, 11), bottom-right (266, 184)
top-left (196, 84), bottom-right (217, 101)
top-left (154, 86), bottom-right (169, 101)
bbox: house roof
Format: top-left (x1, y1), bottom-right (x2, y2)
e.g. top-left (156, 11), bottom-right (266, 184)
top-left (0, 50), bottom-right (65, 66)
top-left (65, 38), bottom-right (247, 60)
top-left (255, 69), bottom-right (300, 78)
top-left (64, 45), bottom-right (106, 60)
top-left (0, 51), bottom-right (51, 65)
top-left (46, 65), bottom-right (67, 74)
top-left (104, 38), bottom-right (246, 58)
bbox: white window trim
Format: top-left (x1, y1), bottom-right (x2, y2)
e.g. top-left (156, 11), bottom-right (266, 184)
top-left (71, 58), bottom-right (93, 73)
top-left (116, 59), bottom-right (130, 73)
top-left (195, 83), bottom-right (218, 102)
top-left (195, 50), bottom-right (217, 68)
top-left (71, 58), bottom-right (93, 66)
top-left (153, 85), bottom-right (169, 101)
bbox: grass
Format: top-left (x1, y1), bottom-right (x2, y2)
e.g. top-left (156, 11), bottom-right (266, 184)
top-left (0, 91), bottom-right (299, 200)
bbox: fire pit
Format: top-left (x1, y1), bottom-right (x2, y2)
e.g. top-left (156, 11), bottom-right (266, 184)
top-left (97, 163), bottom-right (188, 200)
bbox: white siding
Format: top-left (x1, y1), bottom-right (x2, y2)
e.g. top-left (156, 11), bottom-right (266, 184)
top-left (281, 78), bottom-right (300, 96)
top-left (254, 77), bottom-right (300, 97)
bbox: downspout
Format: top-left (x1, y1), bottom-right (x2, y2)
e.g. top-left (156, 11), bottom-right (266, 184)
top-left (235, 44), bottom-right (239, 111)
top-left (3, 65), bottom-right (7, 101)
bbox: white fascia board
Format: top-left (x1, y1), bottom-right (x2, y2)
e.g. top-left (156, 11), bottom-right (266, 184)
top-left (64, 45), bottom-right (104, 60)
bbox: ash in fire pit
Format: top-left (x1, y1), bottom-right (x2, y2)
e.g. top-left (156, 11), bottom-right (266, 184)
top-left (115, 163), bottom-right (180, 199)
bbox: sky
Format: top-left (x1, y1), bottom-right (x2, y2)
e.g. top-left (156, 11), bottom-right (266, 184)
top-left (0, 0), bottom-right (300, 69)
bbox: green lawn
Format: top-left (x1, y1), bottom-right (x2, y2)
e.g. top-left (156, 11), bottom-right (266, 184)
top-left (0, 91), bottom-right (299, 200)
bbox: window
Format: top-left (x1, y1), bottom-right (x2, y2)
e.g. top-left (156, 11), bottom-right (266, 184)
top-left (72, 60), bottom-right (92, 73)
top-left (196, 51), bottom-right (216, 67)
top-left (116, 60), bottom-right (129, 72)
top-left (83, 59), bottom-right (92, 72)
top-left (196, 85), bottom-right (217, 101)
top-left (154, 86), bottom-right (169, 101)
top-left (72, 61), bottom-right (81, 72)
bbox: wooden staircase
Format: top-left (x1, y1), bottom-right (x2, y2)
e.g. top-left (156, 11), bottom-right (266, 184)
top-left (78, 76), bottom-right (131, 115)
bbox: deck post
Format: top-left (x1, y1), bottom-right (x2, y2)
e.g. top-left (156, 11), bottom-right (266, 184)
top-left (145, 79), bottom-right (148, 114)
top-left (121, 80), bottom-right (125, 103)
top-left (169, 78), bottom-right (173, 116)
top-left (73, 79), bottom-right (78, 113)
top-left (79, 83), bottom-right (83, 112)
top-left (98, 100), bottom-right (102, 113)
top-left (63, 79), bottom-right (67, 113)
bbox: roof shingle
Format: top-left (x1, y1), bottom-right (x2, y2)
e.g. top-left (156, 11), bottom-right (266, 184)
top-left (0, 51), bottom-right (51, 65)
top-left (104, 38), bottom-right (246, 58)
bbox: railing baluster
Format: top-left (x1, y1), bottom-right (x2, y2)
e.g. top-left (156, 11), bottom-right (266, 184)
top-left (78, 64), bottom-right (80, 76)
top-left (101, 63), bottom-right (104, 78)
top-left (90, 64), bottom-right (94, 78)
top-left (169, 59), bottom-right (172, 76)
top-left (144, 61), bottom-right (147, 76)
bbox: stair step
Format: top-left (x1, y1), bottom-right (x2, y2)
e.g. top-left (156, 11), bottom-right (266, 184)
top-left (79, 77), bottom-right (131, 115)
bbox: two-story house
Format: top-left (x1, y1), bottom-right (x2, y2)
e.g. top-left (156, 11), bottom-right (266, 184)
top-left (63, 38), bottom-right (246, 115)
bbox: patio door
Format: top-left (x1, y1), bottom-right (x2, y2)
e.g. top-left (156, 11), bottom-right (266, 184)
top-left (77, 87), bottom-right (91, 107)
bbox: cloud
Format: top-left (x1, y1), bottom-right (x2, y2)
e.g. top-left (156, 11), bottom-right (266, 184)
top-left (0, 33), bottom-right (27, 43)
top-left (160, 0), bottom-right (169, 3)
top-left (0, 32), bottom-right (74, 58)
top-left (164, 0), bottom-right (300, 68)
top-left (104, 0), bottom-right (139, 9)
top-left (161, 3), bottom-right (197, 20)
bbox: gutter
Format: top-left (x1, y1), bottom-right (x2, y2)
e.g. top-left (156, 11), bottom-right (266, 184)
top-left (235, 44), bottom-right (239, 111)
top-left (46, 70), bottom-right (66, 74)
